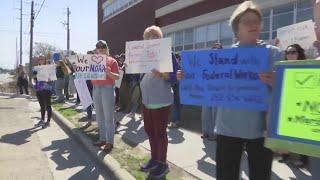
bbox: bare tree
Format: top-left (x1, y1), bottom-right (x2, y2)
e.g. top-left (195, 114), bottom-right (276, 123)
top-left (33, 42), bottom-right (60, 58)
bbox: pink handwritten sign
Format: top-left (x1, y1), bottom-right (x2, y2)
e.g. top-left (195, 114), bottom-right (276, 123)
top-left (71, 54), bottom-right (107, 80)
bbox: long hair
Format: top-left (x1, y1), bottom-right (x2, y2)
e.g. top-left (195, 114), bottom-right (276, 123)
top-left (285, 44), bottom-right (306, 60)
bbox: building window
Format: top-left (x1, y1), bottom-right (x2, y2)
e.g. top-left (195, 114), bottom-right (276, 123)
top-left (167, 33), bottom-right (175, 52)
top-left (195, 25), bottom-right (207, 49)
top-left (103, 0), bottom-right (141, 20)
top-left (184, 28), bottom-right (194, 50)
top-left (220, 20), bottom-right (233, 47)
top-left (207, 23), bottom-right (219, 48)
top-left (261, 9), bottom-right (271, 41)
top-left (296, 0), bottom-right (313, 23)
top-left (272, 3), bottom-right (294, 39)
top-left (174, 30), bottom-right (183, 52)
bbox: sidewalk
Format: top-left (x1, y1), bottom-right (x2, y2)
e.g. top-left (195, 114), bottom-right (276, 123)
top-left (65, 99), bottom-right (312, 180)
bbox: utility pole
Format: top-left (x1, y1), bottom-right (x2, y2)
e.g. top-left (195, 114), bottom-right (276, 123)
top-left (67, 7), bottom-right (70, 56)
top-left (20, 0), bottom-right (22, 65)
top-left (29, 1), bottom-right (34, 83)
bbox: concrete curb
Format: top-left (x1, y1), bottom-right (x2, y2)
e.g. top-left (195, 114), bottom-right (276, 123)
top-left (52, 109), bottom-right (136, 180)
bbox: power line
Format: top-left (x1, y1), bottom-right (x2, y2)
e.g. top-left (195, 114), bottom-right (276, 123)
top-left (34, 0), bottom-right (46, 20)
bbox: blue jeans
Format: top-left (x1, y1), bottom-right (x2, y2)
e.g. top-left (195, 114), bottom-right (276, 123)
top-left (201, 106), bottom-right (216, 136)
top-left (93, 85), bottom-right (115, 144)
top-left (55, 78), bottom-right (65, 101)
top-left (171, 83), bottom-right (181, 123)
top-left (310, 157), bottom-right (320, 180)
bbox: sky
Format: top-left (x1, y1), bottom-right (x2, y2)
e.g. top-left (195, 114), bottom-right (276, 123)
top-left (0, 0), bottom-right (98, 69)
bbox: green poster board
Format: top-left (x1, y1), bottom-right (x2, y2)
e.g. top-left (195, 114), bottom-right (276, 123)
top-left (266, 60), bottom-right (320, 157)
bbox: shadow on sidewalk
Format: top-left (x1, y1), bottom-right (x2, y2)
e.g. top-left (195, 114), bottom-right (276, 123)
top-left (42, 138), bottom-right (109, 180)
top-left (0, 126), bottom-right (41, 145)
top-left (197, 140), bottom-right (217, 178)
top-left (116, 115), bottom-right (148, 147)
top-left (168, 129), bottom-right (185, 144)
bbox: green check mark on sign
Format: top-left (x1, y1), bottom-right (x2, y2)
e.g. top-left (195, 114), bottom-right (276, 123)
top-left (295, 73), bottom-right (316, 88)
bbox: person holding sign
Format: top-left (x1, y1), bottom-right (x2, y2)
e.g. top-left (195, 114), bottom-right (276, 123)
top-left (91, 40), bottom-right (119, 152)
top-left (178, 1), bottom-right (283, 179)
top-left (138, 25), bottom-right (173, 179)
top-left (32, 56), bottom-right (54, 129)
top-left (276, 44), bottom-right (309, 167)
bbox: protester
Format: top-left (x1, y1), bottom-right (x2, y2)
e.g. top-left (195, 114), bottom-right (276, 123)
top-left (62, 59), bottom-right (71, 100)
top-left (200, 43), bottom-right (222, 140)
top-left (116, 53), bottom-right (132, 113)
top-left (91, 40), bottom-right (119, 152)
top-left (85, 50), bottom-right (94, 123)
top-left (177, 1), bottom-right (282, 179)
top-left (33, 56), bottom-right (53, 129)
top-left (55, 60), bottom-right (66, 102)
top-left (309, 2), bottom-right (320, 179)
top-left (285, 44), bottom-right (307, 61)
top-left (138, 25), bottom-right (175, 178)
top-left (114, 54), bottom-right (122, 109)
top-left (168, 53), bottom-right (182, 129)
top-left (16, 65), bottom-right (29, 95)
top-left (277, 44), bottom-right (308, 167)
top-left (126, 74), bottom-right (141, 118)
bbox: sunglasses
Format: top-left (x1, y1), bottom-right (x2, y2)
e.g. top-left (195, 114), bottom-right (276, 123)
top-left (96, 46), bottom-right (107, 49)
top-left (286, 50), bottom-right (297, 55)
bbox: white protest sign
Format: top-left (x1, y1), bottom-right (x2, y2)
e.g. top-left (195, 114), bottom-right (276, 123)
top-left (115, 70), bottom-right (124, 88)
top-left (74, 54), bottom-right (107, 80)
top-left (125, 38), bottom-right (173, 74)
top-left (34, 64), bottom-right (57, 81)
top-left (277, 20), bottom-right (316, 50)
top-left (74, 79), bottom-right (93, 109)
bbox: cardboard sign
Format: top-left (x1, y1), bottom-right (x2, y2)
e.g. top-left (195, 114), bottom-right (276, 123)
top-left (33, 64), bottom-right (57, 81)
top-left (266, 60), bottom-right (320, 158)
top-left (277, 20), bottom-right (316, 50)
top-left (73, 54), bottom-right (107, 80)
top-left (74, 79), bottom-right (93, 109)
top-left (125, 38), bottom-right (173, 74)
top-left (179, 48), bottom-right (270, 111)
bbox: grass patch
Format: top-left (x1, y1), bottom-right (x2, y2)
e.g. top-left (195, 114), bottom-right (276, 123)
top-left (111, 152), bottom-right (149, 180)
top-left (53, 103), bottom-right (78, 120)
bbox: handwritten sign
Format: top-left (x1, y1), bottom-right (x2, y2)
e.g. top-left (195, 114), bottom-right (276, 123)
top-left (115, 70), bottom-right (124, 88)
top-left (74, 79), bottom-right (93, 109)
top-left (266, 60), bottom-right (320, 158)
top-left (125, 38), bottom-right (173, 74)
top-left (180, 48), bottom-right (270, 111)
top-left (73, 54), bottom-right (107, 80)
top-left (33, 64), bottom-right (57, 81)
top-left (277, 20), bottom-right (316, 50)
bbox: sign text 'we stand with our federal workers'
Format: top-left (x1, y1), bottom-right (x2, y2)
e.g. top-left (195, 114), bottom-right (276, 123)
top-left (180, 48), bottom-right (270, 111)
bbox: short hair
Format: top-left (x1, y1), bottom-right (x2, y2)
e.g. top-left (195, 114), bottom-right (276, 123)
top-left (143, 25), bottom-right (163, 40)
top-left (229, 1), bottom-right (262, 35)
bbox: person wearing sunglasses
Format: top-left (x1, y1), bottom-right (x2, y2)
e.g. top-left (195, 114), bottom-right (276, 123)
top-left (277, 44), bottom-right (308, 167)
top-left (284, 44), bottom-right (306, 61)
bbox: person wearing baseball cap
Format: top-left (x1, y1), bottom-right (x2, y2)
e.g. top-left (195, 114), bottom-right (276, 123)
top-left (92, 40), bottom-right (120, 152)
